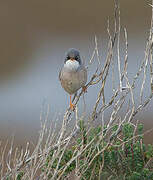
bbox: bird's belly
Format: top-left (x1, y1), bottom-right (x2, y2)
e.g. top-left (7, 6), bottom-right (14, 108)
top-left (60, 71), bottom-right (85, 95)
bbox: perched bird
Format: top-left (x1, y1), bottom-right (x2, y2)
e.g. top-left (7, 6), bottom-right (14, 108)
top-left (59, 48), bottom-right (87, 110)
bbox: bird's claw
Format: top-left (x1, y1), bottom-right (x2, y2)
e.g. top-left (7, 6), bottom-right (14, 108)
top-left (82, 86), bottom-right (87, 93)
top-left (70, 103), bottom-right (75, 111)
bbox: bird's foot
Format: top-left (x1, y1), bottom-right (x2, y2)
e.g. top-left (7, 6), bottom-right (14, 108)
top-left (70, 102), bottom-right (75, 111)
top-left (82, 86), bottom-right (87, 93)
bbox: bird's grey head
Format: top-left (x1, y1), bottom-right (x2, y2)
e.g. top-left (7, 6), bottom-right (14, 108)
top-left (64, 48), bottom-right (82, 65)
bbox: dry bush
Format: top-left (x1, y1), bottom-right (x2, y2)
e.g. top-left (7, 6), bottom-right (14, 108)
top-left (1, 0), bottom-right (153, 179)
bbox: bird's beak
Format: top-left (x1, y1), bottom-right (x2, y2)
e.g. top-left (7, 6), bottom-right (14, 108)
top-left (70, 58), bottom-right (75, 61)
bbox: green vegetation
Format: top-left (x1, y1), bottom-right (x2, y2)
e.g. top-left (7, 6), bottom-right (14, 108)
top-left (43, 121), bottom-right (153, 179)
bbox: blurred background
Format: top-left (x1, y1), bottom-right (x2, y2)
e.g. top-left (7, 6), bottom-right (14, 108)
top-left (0, 0), bottom-right (152, 147)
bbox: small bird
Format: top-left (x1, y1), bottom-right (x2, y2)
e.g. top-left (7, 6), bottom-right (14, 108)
top-left (59, 48), bottom-right (87, 110)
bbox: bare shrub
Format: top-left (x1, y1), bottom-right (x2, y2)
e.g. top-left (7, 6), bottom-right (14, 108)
top-left (1, 0), bottom-right (153, 179)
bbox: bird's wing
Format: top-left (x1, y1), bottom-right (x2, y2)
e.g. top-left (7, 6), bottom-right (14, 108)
top-left (59, 69), bottom-right (62, 81)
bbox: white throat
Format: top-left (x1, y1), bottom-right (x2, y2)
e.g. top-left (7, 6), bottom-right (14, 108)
top-left (64, 60), bottom-right (80, 71)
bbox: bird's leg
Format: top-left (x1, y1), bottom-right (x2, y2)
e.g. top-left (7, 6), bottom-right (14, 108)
top-left (70, 95), bottom-right (75, 110)
top-left (82, 86), bottom-right (87, 93)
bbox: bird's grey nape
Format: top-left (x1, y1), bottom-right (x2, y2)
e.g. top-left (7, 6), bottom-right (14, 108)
top-left (64, 48), bottom-right (82, 65)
